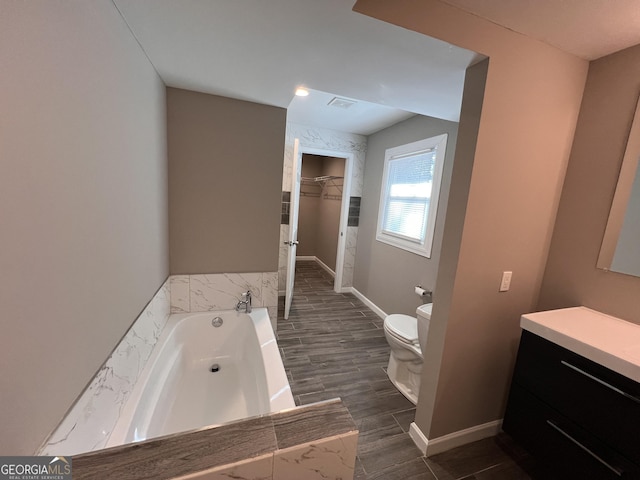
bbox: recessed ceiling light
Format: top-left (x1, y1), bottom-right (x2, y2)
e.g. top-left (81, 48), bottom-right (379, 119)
top-left (295, 87), bottom-right (309, 97)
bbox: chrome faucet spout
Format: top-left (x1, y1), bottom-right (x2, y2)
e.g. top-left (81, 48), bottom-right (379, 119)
top-left (235, 290), bottom-right (252, 313)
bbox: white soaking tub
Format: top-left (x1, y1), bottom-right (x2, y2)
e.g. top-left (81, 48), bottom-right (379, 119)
top-left (106, 308), bottom-right (294, 447)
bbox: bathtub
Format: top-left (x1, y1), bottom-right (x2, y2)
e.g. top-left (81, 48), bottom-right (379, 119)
top-left (106, 308), bottom-right (294, 447)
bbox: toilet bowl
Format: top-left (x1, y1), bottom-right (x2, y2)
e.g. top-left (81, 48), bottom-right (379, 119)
top-left (383, 303), bottom-right (432, 404)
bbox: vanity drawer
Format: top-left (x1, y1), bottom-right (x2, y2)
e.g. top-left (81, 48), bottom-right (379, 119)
top-left (512, 331), bottom-right (640, 464)
top-left (503, 383), bottom-right (640, 479)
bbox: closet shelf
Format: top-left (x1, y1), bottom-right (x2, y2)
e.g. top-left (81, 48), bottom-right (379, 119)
top-left (301, 175), bottom-right (344, 195)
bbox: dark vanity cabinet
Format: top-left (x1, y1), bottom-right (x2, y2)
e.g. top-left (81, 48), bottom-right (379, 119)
top-left (504, 330), bottom-right (640, 479)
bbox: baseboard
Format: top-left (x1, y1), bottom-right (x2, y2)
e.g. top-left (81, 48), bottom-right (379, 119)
top-left (347, 287), bottom-right (387, 319)
top-left (409, 422), bottom-right (429, 455)
top-left (409, 420), bottom-right (503, 456)
top-left (314, 257), bottom-right (335, 278)
top-left (296, 255), bottom-right (316, 261)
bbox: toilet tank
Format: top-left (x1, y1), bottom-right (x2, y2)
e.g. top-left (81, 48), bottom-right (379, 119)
top-left (416, 303), bottom-right (432, 355)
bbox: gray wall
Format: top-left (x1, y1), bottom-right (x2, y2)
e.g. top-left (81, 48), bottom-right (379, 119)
top-left (0, 1), bottom-right (168, 454)
top-left (354, 115), bottom-right (458, 316)
top-left (167, 88), bottom-right (286, 274)
top-left (538, 43), bottom-right (640, 324)
top-left (316, 157), bottom-right (345, 271)
top-left (298, 156), bottom-right (323, 256)
top-left (355, 0), bottom-right (587, 441)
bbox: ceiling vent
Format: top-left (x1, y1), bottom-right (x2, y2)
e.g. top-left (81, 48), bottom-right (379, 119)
top-left (328, 97), bottom-right (357, 109)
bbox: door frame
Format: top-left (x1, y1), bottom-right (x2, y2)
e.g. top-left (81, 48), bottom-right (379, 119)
top-left (297, 146), bottom-right (353, 293)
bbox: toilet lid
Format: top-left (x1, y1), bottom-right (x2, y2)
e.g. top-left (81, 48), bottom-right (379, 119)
top-left (385, 314), bottom-right (419, 344)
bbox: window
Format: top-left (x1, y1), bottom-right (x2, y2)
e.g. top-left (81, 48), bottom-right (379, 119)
top-left (376, 134), bottom-right (448, 258)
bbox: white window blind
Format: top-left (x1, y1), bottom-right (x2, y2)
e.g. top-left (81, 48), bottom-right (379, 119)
top-left (381, 149), bottom-right (435, 242)
top-left (376, 134), bottom-right (448, 258)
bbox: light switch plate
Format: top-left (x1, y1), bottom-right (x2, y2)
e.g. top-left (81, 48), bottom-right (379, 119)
top-left (500, 271), bottom-right (512, 292)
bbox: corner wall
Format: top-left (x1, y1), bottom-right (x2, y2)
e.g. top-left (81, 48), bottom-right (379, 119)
top-left (354, 0), bottom-right (587, 441)
top-left (167, 88), bottom-right (286, 275)
top-left (316, 157), bottom-right (346, 271)
top-left (354, 115), bottom-right (458, 316)
top-left (0, 1), bottom-right (168, 454)
top-left (538, 44), bottom-right (640, 325)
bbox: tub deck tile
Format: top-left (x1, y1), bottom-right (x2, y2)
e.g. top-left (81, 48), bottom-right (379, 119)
top-left (72, 416), bottom-right (276, 480)
top-left (272, 399), bottom-right (356, 450)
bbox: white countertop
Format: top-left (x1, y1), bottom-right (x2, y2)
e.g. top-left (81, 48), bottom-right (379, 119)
top-left (521, 307), bottom-right (640, 383)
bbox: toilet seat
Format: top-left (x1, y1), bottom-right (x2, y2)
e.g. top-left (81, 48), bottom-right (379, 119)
top-left (384, 314), bottom-right (419, 345)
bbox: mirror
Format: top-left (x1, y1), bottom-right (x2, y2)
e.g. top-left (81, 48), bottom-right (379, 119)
top-left (597, 96), bottom-right (640, 276)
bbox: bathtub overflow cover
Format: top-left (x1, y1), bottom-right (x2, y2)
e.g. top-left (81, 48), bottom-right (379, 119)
top-left (211, 316), bottom-right (223, 328)
top-left (210, 364), bottom-right (220, 373)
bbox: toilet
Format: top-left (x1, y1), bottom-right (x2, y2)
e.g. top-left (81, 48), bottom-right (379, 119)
top-left (383, 303), bottom-right (432, 404)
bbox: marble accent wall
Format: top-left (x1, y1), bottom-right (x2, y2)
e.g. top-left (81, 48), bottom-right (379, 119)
top-left (279, 123), bottom-right (367, 292)
top-left (39, 280), bottom-right (171, 456)
top-left (170, 272), bottom-right (279, 330)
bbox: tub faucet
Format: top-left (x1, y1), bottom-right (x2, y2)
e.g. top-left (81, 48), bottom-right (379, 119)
top-left (235, 290), bottom-right (252, 313)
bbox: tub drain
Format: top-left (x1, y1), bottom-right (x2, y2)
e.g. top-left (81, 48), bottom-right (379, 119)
top-left (211, 317), bottom-right (223, 328)
top-left (210, 363), bottom-right (220, 373)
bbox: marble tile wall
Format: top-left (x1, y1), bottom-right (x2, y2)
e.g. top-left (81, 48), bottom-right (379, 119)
top-left (278, 224), bottom-right (289, 294)
top-left (343, 226), bottom-right (358, 289)
top-left (39, 280), bottom-right (171, 456)
top-left (169, 272), bottom-right (279, 330)
top-left (279, 123), bottom-right (367, 292)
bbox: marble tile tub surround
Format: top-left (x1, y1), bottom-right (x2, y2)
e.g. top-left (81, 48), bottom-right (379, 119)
top-left (39, 280), bottom-right (171, 456)
top-left (39, 272), bottom-right (279, 457)
top-left (170, 272), bottom-right (279, 325)
top-left (279, 123), bottom-right (367, 291)
top-left (72, 399), bottom-right (358, 480)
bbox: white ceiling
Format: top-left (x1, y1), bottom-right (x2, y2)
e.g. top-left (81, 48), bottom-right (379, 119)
top-left (441, 0), bottom-right (640, 60)
top-left (113, 1), bottom-right (640, 134)
top-left (113, 0), bottom-right (480, 134)
top-left (287, 89), bottom-right (416, 136)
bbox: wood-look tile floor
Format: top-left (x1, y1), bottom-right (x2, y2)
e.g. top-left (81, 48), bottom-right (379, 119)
top-left (277, 261), bottom-right (538, 480)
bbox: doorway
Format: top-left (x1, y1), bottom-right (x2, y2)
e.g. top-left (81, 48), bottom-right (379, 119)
top-left (283, 144), bottom-right (354, 319)
top-left (297, 153), bottom-right (346, 281)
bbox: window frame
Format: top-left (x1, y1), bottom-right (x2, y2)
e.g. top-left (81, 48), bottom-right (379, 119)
top-left (375, 134), bottom-right (448, 258)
